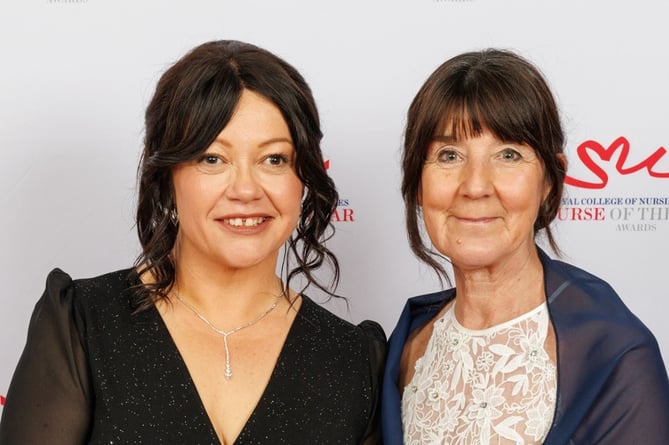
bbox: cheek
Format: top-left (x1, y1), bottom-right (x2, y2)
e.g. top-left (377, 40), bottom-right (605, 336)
top-left (172, 168), bottom-right (193, 212)
top-left (421, 210), bottom-right (441, 241)
top-left (418, 171), bottom-right (435, 209)
top-left (418, 181), bottom-right (451, 238)
top-left (274, 175), bottom-right (304, 218)
top-left (500, 174), bottom-right (546, 218)
top-left (420, 171), bottom-right (456, 210)
top-left (173, 170), bottom-right (219, 221)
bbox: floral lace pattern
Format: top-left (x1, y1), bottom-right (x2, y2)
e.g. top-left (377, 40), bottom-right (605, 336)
top-left (402, 302), bottom-right (556, 445)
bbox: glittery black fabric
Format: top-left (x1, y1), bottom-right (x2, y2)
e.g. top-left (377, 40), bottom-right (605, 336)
top-left (0, 269), bottom-right (386, 445)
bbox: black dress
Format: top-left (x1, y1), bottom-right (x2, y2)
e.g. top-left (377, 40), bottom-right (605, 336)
top-left (0, 268), bottom-right (386, 445)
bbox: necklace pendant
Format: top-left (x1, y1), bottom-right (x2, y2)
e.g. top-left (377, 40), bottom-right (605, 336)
top-left (223, 335), bottom-right (233, 380)
top-left (171, 289), bottom-right (281, 384)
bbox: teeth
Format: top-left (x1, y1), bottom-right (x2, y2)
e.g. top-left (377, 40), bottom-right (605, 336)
top-left (226, 217), bottom-right (266, 227)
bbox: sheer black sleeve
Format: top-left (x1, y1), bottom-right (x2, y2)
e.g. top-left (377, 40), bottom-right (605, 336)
top-left (0, 269), bottom-right (92, 445)
top-left (358, 320), bottom-right (388, 445)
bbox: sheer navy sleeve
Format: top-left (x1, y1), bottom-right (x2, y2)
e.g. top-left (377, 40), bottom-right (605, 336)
top-left (0, 269), bottom-right (92, 445)
top-left (358, 320), bottom-right (387, 445)
top-left (572, 334), bottom-right (669, 444)
top-left (541, 250), bottom-right (669, 444)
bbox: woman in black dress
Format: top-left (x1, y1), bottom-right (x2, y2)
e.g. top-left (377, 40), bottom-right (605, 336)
top-left (0, 40), bottom-right (385, 445)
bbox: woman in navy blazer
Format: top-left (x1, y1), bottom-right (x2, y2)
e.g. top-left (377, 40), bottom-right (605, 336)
top-left (382, 49), bottom-right (669, 444)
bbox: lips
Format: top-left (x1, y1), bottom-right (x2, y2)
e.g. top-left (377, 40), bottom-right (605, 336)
top-left (451, 212), bottom-right (496, 220)
top-left (450, 215), bottom-right (500, 226)
top-left (458, 217), bottom-right (496, 222)
top-left (222, 216), bottom-right (270, 227)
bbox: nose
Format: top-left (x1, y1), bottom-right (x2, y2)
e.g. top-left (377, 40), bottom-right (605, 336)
top-left (459, 157), bottom-right (494, 198)
top-left (225, 164), bottom-right (263, 202)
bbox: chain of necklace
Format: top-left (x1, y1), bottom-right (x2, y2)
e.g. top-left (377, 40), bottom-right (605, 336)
top-left (172, 290), bottom-right (280, 380)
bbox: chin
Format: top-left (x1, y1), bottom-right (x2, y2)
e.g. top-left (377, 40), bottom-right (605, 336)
top-left (213, 251), bottom-right (270, 271)
top-left (445, 245), bottom-right (504, 270)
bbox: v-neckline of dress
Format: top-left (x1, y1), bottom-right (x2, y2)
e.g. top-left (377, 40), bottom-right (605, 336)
top-left (150, 294), bottom-right (310, 444)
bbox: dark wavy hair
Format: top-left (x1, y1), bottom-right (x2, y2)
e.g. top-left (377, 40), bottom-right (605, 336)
top-left (402, 49), bottom-right (566, 284)
top-left (133, 40), bottom-right (339, 310)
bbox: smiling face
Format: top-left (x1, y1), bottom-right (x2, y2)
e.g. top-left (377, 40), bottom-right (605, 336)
top-left (171, 89), bottom-right (303, 273)
top-left (419, 129), bottom-right (549, 272)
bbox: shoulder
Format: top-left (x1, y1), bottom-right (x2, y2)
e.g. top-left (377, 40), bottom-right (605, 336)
top-left (45, 266), bottom-right (134, 290)
top-left (298, 296), bottom-right (385, 340)
top-left (385, 289), bottom-right (454, 355)
top-left (539, 247), bottom-right (619, 301)
top-left (297, 296), bottom-right (387, 357)
top-left (548, 258), bottom-right (619, 299)
top-left (40, 267), bottom-right (137, 324)
top-left (389, 289), bottom-right (454, 337)
top-left (544, 256), bottom-right (632, 315)
top-left (66, 268), bottom-right (136, 296)
top-left (541, 253), bottom-right (657, 345)
top-left (406, 290), bottom-right (454, 317)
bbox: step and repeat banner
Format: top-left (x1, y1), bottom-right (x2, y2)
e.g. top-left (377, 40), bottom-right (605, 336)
top-left (1, 0), bottom-right (668, 409)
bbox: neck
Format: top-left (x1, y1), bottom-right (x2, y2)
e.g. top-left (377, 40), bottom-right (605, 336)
top-left (451, 247), bottom-right (545, 329)
top-left (171, 249), bottom-right (285, 322)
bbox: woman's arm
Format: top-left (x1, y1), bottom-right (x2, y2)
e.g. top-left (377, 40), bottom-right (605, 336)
top-left (0, 269), bottom-right (92, 445)
top-left (358, 320), bottom-right (388, 445)
top-left (576, 336), bottom-right (669, 444)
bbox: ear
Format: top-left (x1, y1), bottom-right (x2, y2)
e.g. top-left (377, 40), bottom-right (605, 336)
top-left (557, 152), bottom-right (568, 171)
top-left (542, 153), bottom-right (567, 202)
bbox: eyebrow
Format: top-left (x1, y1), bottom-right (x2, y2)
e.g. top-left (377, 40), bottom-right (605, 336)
top-left (432, 135), bottom-right (459, 144)
top-left (432, 134), bottom-right (525, 147)
top-left (214, 136), bottom-right (294, 148)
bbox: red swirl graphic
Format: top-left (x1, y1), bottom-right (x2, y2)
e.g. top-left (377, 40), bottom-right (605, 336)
top-left (565, 136), bottom-right (669, 189)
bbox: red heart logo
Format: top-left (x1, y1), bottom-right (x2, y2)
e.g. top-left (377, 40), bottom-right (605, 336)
top-left (565, 136), bottom-right (669, 189)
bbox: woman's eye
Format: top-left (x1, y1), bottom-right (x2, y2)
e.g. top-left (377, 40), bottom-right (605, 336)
top-left (194, 153), bottom-right (227, 173)
top-left (500, 148), bottom-right (522, 161)
top-left (435, 148), bottom-right (460, 164)
top-left (199, 154), bottom-right (222, 165)
top-left (264, 154), bottom-right (291, 167)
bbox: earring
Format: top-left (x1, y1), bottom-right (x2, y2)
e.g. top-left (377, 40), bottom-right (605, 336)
top-left (170, 208), bottom-right (179, 225)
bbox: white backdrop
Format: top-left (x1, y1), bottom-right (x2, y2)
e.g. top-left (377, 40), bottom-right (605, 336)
top-left (2, 0), bottom-right (668, 410)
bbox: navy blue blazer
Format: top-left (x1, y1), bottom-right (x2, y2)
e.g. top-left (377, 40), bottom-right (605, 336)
top-left (382, 248), bottom-right (669, 444)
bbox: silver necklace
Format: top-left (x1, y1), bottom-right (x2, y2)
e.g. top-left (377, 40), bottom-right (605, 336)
top-left (172, 290), bottom-right (280, 380)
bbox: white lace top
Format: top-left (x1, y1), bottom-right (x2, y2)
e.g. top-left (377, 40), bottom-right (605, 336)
top-left (401, 302), bottom-right (557, 445)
